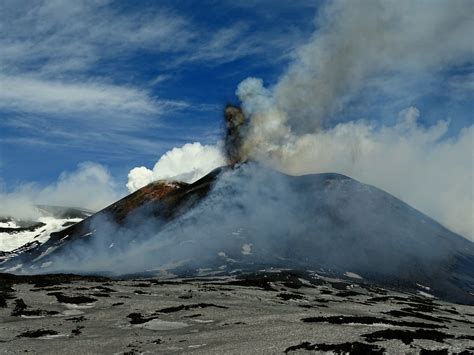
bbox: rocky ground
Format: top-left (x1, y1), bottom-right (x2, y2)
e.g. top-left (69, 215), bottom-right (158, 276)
top-left (0, 270), bottom-right (473, 354)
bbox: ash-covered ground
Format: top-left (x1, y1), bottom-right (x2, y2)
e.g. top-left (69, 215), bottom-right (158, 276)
top-left (0, 270), bottom-right (473, 354)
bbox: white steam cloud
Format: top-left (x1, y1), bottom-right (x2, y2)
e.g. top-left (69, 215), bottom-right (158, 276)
top-left (243, 104), bottom-right (473, 240)
top-left (0, 162), bottom-right (120, 219)
top-left (234, 0), bottom-right (474, 240)
top-left (127, 142), bottom-right (225, 193)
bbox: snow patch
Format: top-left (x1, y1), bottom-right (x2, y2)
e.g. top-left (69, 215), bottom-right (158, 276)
top-left (344, 272), bottom-right (363, 279)
top-left (0, 221), bottom-right (19, 228)
top-left (416, 283), bottom-right (431, 291)
top-left (136, 319), bottom-right (189, 331)
top-left (417, 291), bottom-right (435, 298)
top-left (242, 243), bottom-right (252, 255)
top-left (188, 344), bottom-right (207, 349)
top-left (59, 309), bottom-right (84, 316)
top-left (0, 216), bottom-right (82, 252)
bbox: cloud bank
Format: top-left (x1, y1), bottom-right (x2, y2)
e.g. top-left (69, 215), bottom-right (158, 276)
top-left (0, 163), bottom-right (120, 220)
top-left (0, 75), bottom-right (172, 126)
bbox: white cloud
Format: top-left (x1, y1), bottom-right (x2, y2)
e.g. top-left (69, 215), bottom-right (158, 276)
top-left (0, 75), bottom-right (162, 120)
top-left (37, 162), bottom-right (120, 210)
top-left (126, 167), bottom-right (155, 194)
top-left (127, 143), bottom-right (225, 192)
top-left (0, 162), bottom-right (121, 220)
top-left (0, 188), bottom-right (39, 221)
top-left (0, 0), bottom-right (194, 74)
top-left (0, 1), bottom-right (198, 140)
top-left (0, 0), bottom-right (304, 76)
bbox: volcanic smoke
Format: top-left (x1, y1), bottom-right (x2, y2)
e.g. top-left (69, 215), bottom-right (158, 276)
top-left (125, 0), bottom-right (473, 240)
top-left (224, 105), bottom-right (247, 165)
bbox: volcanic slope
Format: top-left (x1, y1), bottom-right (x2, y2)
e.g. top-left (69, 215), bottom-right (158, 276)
top-left (1, 163), bottom-right (473, 304)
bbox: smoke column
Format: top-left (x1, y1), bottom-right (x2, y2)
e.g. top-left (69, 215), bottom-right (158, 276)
top-left (234, 0), bottom-right (474, 240)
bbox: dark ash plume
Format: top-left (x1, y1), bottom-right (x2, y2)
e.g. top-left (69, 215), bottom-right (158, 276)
top-left (224, 105), bottom-right (247, 165)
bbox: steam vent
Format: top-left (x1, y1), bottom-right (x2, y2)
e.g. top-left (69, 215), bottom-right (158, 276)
top-left (224, 105), bottom-right (247, 165)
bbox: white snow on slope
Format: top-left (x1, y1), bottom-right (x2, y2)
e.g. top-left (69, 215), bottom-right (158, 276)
top-left (0, 221), bottom-right (19, 228)
top-left (344, 272), bottom-right (363, 280)
top-left (0, 216), bottom-right (82, 252)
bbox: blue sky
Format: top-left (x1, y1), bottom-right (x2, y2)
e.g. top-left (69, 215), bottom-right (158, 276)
top-left (0, 0), bottom-right (318, 189)
top-left (0, 0), bottom-right (472, 194)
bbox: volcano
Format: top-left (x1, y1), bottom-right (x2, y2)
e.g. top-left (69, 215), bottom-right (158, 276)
top-left (1, 163), bottom-right (473, 305)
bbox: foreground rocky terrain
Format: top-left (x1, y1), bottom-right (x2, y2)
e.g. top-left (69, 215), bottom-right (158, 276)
top-left (0, 270), bottom-right (473, 354)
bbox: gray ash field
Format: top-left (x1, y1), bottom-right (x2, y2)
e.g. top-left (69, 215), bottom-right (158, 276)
top-left (0, 270), bottom-right (473, 354)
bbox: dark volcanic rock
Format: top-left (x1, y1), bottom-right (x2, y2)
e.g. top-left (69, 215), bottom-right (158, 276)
top-left (158, 303), bottom-right (228, 313)
top-left (10, 298), bottom-right (28, 316)
top-left (0, 283), bottom-right (15, 308)
top-left (47, 292), bottom-right (97, 304)
top-left (457, 335), bottom-right (474, 340)
top-left (335, 290), bottom-right (362, 297)
top-left (127, 303), bottom-right (229, 326)
top-left (301, 315), bottom-right (444, 329)
top-left (277, 293), bottom-right (305, 301)
top-left (224, 270), bottom-right (323, 292)
top-left (17, 329), bottom-right (59, 338)
top-left (419, 350), bottom-right (449, 355)
top-left (384, 309), bottom-right (446, 323)
top-left (91, 292), bottom-right (110, 297)
top-left (71, 326), bottom-right (84, 336)
top-left (11, 298), bottom-right (59, 317)
top-left (362, 329), bottom-right (454, 345)
top-left (66, 316), bottom-right (86, 322)
top-left (127, 312), bottom-right (157, 325)
top-left (284, 341), bottom-right (385, 354)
